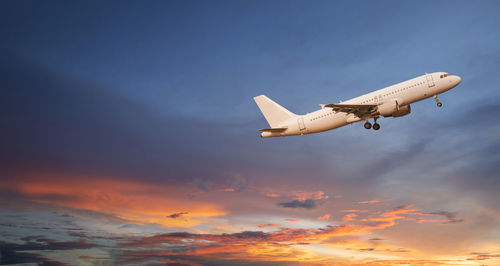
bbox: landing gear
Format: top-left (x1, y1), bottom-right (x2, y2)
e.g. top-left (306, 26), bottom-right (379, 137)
top-left (364, 117), bottom-right (380, 130)
top-left (434, 95), bottom-right (442, 107)
top-left (373, 116), bottom-right (380, 131)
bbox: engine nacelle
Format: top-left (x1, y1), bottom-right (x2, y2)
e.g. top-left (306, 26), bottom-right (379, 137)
top-left (391, 105), bottom-right (411, 117)
top-left (377, 99), bottom-right (399, 117)
top-left (377, 99), bottom-right (411, 117)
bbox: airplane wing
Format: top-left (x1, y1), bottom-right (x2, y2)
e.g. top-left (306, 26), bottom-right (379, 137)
top-left (324, 103), bottom-right (377, 118)
top-left (258, 128), bottom-right (287, 132)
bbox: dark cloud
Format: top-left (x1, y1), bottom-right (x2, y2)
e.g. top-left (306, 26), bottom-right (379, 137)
top-left (0, 247), bottom-right (64, 265)
top-left (166, 212), bottom-right (188, 219)
top-left (0, 236), bottom-right (103, 265)
top-left (427, 211), bottom-right (463, 224)
top-left (467, 252), bottom-right (500, 261)
top-left (9, 236), bottom-right (103, 250)
top-left (120, 224), bottom-right (357, 248)
top-left (58, 209), bottom-right (132, 224)
top-left (67, 231), bottom-right (87, 238)
top-left (278, 199), bottom-right (316, 209)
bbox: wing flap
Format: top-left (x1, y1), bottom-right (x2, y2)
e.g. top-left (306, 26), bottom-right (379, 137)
top-left (324, 103), bottom-right (377, 117)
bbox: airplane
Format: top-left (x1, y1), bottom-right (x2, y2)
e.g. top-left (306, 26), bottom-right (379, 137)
top-left (254, 72), bottom-right (461, 137)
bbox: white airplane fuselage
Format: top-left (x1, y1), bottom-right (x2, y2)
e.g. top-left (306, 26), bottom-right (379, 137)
top-left (254, 72), bottom-right (461, 137)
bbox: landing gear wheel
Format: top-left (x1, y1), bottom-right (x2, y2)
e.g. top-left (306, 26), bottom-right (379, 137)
top-left (433, 95), bottom-right (442, 108)
top-left (373, 123), bottom-right (380, 130)
top-left (364, 122), bottom-right (372, 129)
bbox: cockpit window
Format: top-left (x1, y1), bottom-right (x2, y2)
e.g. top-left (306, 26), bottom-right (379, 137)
top-left (440, 73), bottom-right (452, 78)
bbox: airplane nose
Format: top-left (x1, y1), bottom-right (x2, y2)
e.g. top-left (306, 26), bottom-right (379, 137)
top-left (456, 75), bottom-right (462, 84)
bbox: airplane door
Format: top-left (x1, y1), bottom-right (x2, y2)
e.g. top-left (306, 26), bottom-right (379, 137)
top-left (426, 74), bottom-right (435, 87)
top-left (298, 118), bottom-right (306, 131)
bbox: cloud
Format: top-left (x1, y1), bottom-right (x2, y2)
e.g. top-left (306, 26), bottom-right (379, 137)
top-left (0, 236), bottom-right (103, 252)
top-left (126, 223), bottom-right (369, 248)
top-left (343, 213), bottom-right (357, 222)
top-left (341, 209), bottom-right (368, 213)
top-left (0, 246), bottom-right (63, 265)
top-left (0, 175), bottom-right (226, 228)
top-left (290, 191), bottom-right (328, 201)
top-left (317, 214), bottom-right (330, 221)
top-left (0, 203), bottom-right (476, 265)
top-left (426, 211), bottom-right (464, 224)
top-left (275, 190), bottom-right (329, 210)
top-left (467, 252), bottom-right (500, 261)
top-left (258, 223), bottom-right (281, 228)
top-left (166, 212), bottom-right (189, 219)
top-left (278, 199), bottom-right (316, 209)
top-left (358, 200), bottom-right (380, 204)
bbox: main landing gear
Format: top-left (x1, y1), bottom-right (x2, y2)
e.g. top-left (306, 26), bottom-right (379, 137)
top-left (364, 117), bottom-right (380, 130)
top-left (434, 95), bottom-right (443, 107)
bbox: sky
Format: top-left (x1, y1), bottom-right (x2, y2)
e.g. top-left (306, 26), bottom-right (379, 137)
top-left (1, 0), bottom-right (500, 265)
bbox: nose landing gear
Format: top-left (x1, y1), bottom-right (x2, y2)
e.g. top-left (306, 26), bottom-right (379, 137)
top-left (434, 95), bottom-right (442, 107)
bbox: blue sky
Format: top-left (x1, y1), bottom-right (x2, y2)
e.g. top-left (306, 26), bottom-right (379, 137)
top-left (1, 1), bottom-right (500, 264)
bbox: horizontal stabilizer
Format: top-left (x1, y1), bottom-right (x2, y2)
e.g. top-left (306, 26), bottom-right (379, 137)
top-left (258, 128), bottom-right (287, 132)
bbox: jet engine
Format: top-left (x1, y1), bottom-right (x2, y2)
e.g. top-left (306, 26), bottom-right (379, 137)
top-left (377, 99), bottom-right (399, 117)
top-left (377, 99), bottom-right (411, 117)
top-left (391, 105), bottom-right (411, 117)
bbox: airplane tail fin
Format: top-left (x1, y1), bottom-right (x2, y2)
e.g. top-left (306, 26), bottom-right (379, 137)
top-left (253, 95), bottom-right (296, 128)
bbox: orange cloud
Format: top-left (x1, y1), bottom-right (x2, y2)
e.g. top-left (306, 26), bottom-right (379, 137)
top-left (343, 213), bottom-right (358, 222)
top-left (341, 209), bottom-right (368, 212)
top-left (317, 214), bottom-right (330, 221)
top-left (259, 189), bottom-right (328, 201)
top-left (291, 190), bottom-right (328, 201)
top-left (0, 173), bottom-right (226, 228)
top-left (358, 200), bottom-right (380, 204)
top-left (258, 223), bottom-right (281, 228)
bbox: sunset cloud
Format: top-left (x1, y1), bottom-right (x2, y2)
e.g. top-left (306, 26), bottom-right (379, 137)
top-left (358, 200), bottom-right (380, 204)
top-left (0, 173), bottom-right (226, 228)
top-left (166, 212), bottom-right (189, 219)
top-left (317, 214), bottom-right (330, 221)
top-left (278, 199), bottom-right (317, 209)
top-left (258, 223), bottom-right (281, 228)
top-left (343, 213), bottom-right (358, 222)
